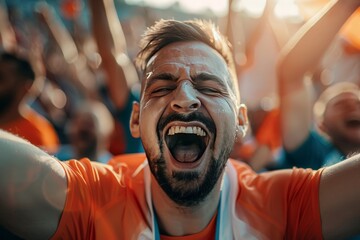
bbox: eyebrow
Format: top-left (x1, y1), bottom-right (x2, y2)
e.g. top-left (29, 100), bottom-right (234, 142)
top-left (191, 72), bottom-right (227, 88)
top-left (145, 72), bottom-right (227, 89)
top-left (145, 72), bottom-right (178, 90)
top-left (332, 97), bottom-right (358, 107)
top-left (150, 72), bottom-right (177, 81)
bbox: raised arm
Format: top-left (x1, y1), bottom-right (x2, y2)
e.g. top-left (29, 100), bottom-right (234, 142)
top-left (88, 0), bottom-right (139, 109)
top-left (277, 0), bottom-right (359, 151)
top-left (36, 2), bottom-right (78, 64)
top-left (0, 130), bottom-right (66, 239)
top-left (35, 2), bottom-right (98, 98)
top-left (320, 153), bottom-right (360, 238)
top-left (0, 0), bottom-right (16, 51)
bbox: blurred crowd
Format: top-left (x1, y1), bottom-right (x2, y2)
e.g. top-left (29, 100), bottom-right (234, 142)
top-left (0, 0), bottom-right (359, 172)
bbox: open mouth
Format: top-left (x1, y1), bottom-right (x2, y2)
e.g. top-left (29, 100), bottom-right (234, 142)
top-left (165, 126), bottom-right (209, 163)
top-left (345, 119), bottom-right (360, 128)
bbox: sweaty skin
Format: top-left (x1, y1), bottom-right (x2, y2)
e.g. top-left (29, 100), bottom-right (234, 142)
top-left (130, 41), bottom-right (247, 236)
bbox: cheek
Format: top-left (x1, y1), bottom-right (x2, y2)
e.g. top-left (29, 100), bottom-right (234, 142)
top-left (205, 97), bottom-right (237, 122)
top-left (324, 111), bottom-right (341, 124)
top-left (204, 97), bottom-right (238, 138)
top-left (139, 98), bottom-right (170, 140)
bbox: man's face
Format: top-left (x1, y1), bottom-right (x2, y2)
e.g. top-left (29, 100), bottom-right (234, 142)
top-left (323, 91), bottom-right (360, 146)
top-left (133, 41), bottom-right (244, 206)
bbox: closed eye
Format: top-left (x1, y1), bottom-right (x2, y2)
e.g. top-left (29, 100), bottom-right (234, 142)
top-left (197, 87), bottom-right (221, 95)
top-left (192, 73), bottom-right (229, 96)
top-left (151, 86), bottom-right (176, 96)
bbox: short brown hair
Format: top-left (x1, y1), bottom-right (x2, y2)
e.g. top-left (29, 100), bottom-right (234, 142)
top-left (135, 19), bottom-right (239, 99)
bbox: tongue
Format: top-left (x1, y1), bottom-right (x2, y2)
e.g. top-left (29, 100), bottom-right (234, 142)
top-left (172, 144), bottom-right (201, 163)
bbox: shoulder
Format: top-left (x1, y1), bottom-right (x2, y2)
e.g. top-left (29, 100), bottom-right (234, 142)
top-left (60, 158), bottom-right (120, 183)
top-left (54, 158), bottom-right (146, 239)
top-left (229, 159), bottom-right (323, 199)
top-left (58, 158), bottom-right (131, 203)
top-left (109, 153), bottom-right (147, 175)
top-left (228, 160), bottom-right (324, 237)
top-left (59, 154), bottom-right (148, 187)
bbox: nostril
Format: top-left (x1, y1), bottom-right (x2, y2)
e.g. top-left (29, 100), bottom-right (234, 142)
top-left (172, 103), bottom-right (181, 110)
top-left (189, 102), bottom-right (199, 110)
top-left (171, 100), bottom-right (201, 112)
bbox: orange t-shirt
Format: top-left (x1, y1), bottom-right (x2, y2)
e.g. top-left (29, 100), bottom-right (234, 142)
top-left (255, 109), bottom-right (281, 151)
top-left (0, 109), bottom-right (59, 153)
top-left (53, 153), bottom-right (323, 239)
top-left (160, 213), bottom-right (217, 240)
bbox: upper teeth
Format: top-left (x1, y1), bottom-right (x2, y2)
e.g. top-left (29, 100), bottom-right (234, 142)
top-left (168, 126), bottom-right (206, 136)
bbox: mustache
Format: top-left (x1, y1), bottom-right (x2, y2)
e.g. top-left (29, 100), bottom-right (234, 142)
top-left (157, 112), bottom-right (216, 136)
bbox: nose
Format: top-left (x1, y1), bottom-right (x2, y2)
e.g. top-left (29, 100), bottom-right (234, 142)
top-left (171, 81), bottom-right (201, 113)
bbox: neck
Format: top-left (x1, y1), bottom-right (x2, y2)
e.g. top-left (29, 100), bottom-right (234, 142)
top-left (151, 173), bottom-right (223, 237)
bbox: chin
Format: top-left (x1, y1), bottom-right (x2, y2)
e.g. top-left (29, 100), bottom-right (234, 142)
top-left (148, 144), bottom-right (229, 207)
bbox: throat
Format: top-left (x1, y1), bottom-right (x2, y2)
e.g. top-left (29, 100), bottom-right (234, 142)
top-left (155, 206), bottom-right (218, 238)
top-left (158, 211), bottom-right (218, 239)
top-left (172, 143), bottom-right (201, 163)
top-left (166, 133), bottom-right (206, 163)
top-left (151, 178), bottom-right (222, 238)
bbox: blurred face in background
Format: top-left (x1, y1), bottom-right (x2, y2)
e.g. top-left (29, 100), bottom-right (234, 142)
top-left (322, 91), bottom-right (360, 147)
top-left (67, 111), bottom-right (98, 158)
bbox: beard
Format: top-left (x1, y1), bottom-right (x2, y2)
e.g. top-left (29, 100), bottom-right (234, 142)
top-left (148, 147), bottom-right (229, 207)
top-left (145, 112), bottom-right (234, 207)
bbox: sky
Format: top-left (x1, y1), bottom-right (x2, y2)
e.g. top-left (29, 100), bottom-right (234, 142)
top-left (125, 0), bottom-right (304, 19)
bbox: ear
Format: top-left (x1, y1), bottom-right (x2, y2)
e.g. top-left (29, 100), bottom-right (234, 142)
top-left (317, 119), bottom-right (327, 133)
top-left (130, 101), bottom-right (140, 138)
top-left (235, 104), bottom-right (249, 140)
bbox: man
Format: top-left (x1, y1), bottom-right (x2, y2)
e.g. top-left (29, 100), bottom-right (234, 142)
top-left (55, 100), bottom-right (114, 163)
top-left (1, 15), bottom-right (360, 240)
top-left (276, 0), bottom-right (360, 169)
top-left (0, 51), bottom-right (59, 153)
top-left (88, 0), bottom-right (144, 154)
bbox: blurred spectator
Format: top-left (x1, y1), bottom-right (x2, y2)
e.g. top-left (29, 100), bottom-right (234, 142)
top-left (88, 0), bottom-right (143, 153)
top-left (230, 107), bottom-right (281, 171)
top-left (0, 51), bottom-right (59, 153)
top-left (276, 1), bottom-right (360, 169)
top-left (56, 100), bottom-right (114, 163)
top-left (229, 0), bottom-right (283, 171)
top-left (34, 1), bottom-right (127, 157)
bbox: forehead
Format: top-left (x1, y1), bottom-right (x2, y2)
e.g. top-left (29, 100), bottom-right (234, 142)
top-left (329, 91), bottom-right (359, 104)
top-left (145, 41), bottom-right (229, 78)
top-left (326, 91), bottom-right (360, 110)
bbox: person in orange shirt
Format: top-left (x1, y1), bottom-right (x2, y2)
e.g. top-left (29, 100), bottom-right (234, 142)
top-left (0, 1), bottom-right (360, 239)
top-left (0, 51), bottom-right (59, 153)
